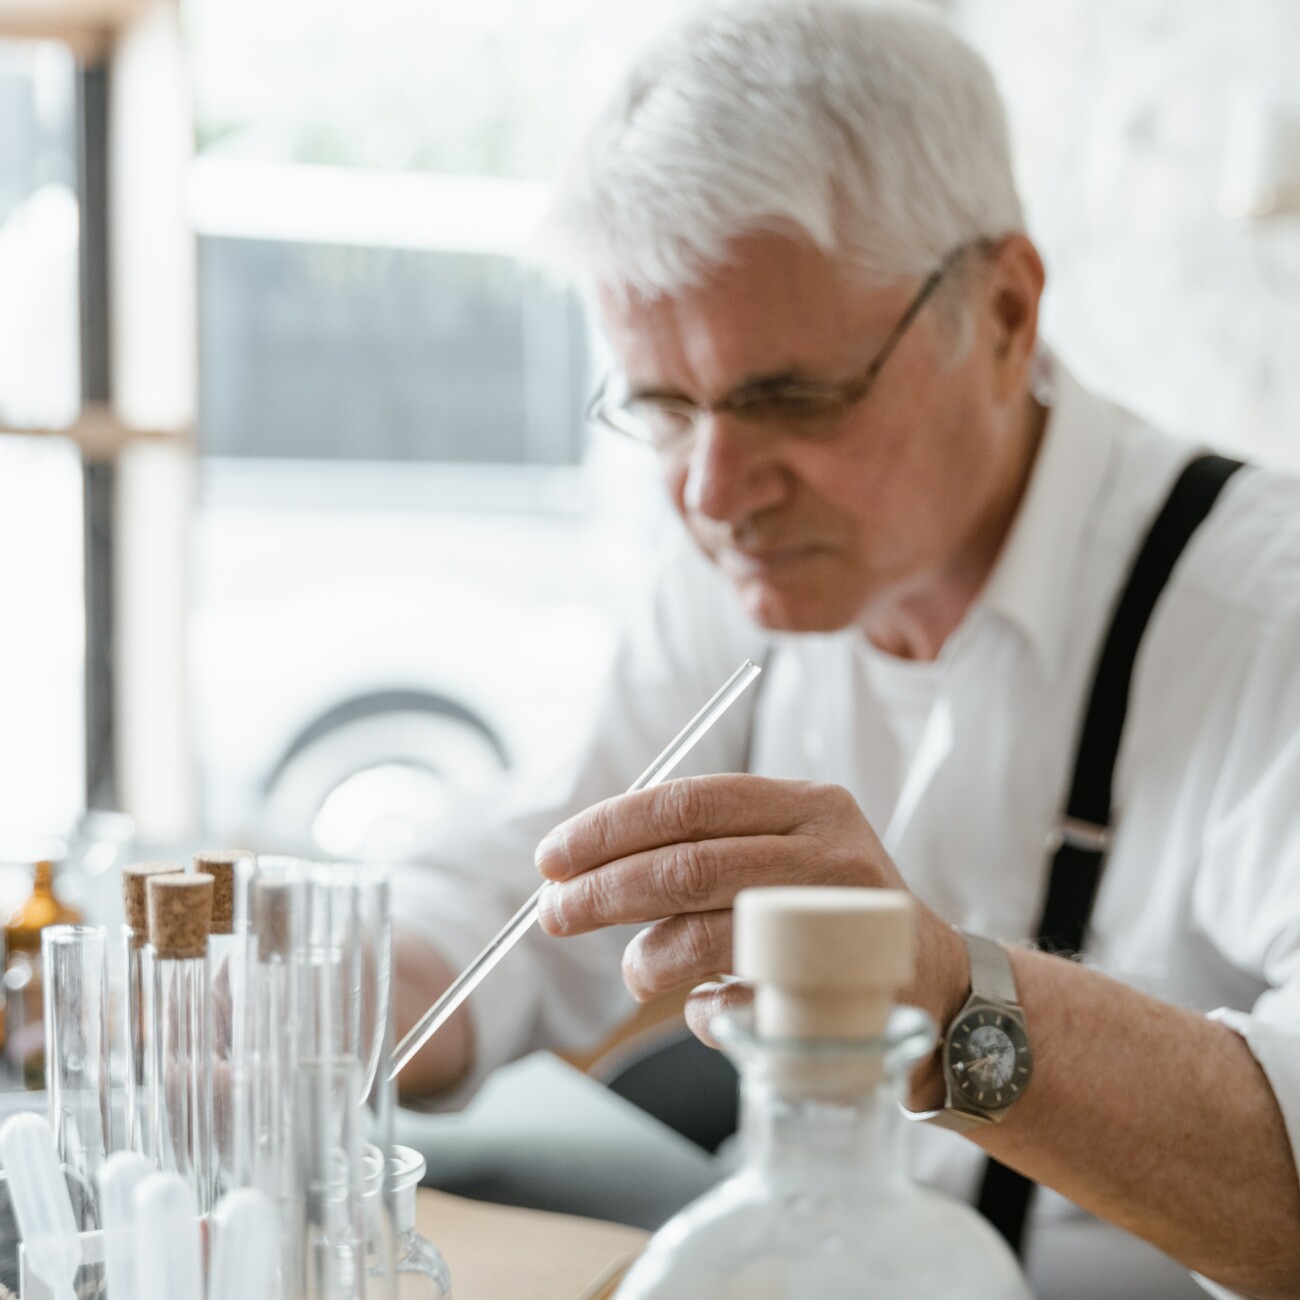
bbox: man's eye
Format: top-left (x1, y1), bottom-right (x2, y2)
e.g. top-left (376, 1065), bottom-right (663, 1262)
top-left (738, 389), bottom-right (841, 421)
top-left (626, 400), bottom-right (694, 440)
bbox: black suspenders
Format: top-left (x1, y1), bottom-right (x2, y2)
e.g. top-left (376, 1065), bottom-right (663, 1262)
top-left (976, 451), bottom-right (1246, 1255)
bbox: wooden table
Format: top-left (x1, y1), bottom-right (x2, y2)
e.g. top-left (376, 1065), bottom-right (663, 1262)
top-left (416, 1188), bottom-right (649, 1299)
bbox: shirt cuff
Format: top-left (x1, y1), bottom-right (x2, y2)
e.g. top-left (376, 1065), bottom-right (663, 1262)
top-left (1208, 1006), bottom-right (1300, 1178)
top-left (1195, 1006), bottom-right (1300, 1300)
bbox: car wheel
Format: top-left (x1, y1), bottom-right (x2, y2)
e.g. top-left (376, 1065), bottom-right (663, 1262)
top-left (255, 690), bottom-right (509, 860)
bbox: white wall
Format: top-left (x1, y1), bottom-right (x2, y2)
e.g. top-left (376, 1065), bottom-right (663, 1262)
top-left (952, 0), bottom-right (1300, 467)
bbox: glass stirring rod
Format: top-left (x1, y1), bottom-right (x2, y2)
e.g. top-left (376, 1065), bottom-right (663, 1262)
top-left (389, 657), bottom-right (763, 1081)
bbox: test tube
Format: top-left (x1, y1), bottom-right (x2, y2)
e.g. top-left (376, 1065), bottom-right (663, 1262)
top-left (245, 857), bottom-right (307, 1294)
top-left (147, 872), bottom-right (216, 1215)
top-left (121, 861), bottom-right (178, 1158)
top-left (195, 849), bottom-right (253, 1200)
top-left (301, 864), bottom-right (391, 1098)
top-left (301, 863), bottom-right (398, 1299)
top-left (42, 924), bottom-right (111, 1232)
top-left (362, 879), bottom-right (398, 1300)
top-left (292, 1056), bottom-right (366, 1300)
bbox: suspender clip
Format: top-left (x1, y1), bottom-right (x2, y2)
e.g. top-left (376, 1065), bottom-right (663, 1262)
top-left (1050, 815), bottom-right (1111, 854)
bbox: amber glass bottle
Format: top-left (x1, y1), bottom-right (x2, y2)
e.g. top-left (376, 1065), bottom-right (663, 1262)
top-left (3, 860), bottom-right (83, 1087)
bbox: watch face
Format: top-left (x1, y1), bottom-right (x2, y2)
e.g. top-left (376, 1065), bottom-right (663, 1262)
top-left (946, 1005), bottom-right (1032, 1112)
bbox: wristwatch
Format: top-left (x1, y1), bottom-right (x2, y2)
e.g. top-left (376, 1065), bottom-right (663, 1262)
top-left (914, 931), bottom-right (1034, 1134)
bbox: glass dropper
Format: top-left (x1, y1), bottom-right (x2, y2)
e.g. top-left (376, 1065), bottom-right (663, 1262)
top-left (388, 657), bottom-right (763, 1082)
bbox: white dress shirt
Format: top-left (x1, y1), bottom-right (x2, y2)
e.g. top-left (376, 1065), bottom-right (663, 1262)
top-left (396, 363), bottom-right (1300, 1298)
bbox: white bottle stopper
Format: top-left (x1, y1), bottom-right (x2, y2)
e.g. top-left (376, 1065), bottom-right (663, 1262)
top-left (734, 886), bottom-right (915, 1044)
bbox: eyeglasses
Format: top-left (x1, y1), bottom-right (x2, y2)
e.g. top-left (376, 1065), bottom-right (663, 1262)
top-left (587, 239), bottom-right (982, 455)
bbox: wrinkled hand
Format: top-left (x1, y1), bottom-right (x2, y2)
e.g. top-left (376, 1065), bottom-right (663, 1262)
top-left (534, 774), bottom-right (964, 1056)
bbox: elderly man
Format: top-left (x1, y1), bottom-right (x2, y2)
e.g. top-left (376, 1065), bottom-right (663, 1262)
top-left (392, 3), bottom-right (1300, 1296)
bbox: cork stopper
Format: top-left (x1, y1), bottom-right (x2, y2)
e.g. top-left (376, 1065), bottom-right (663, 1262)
top-left (123, 861), bottom-right (183, 936)
top-left (734, 887), bottom-right (914, 1042)
top-left (250, 872), bottom-right (299, 960)
top-left (193, 850), bottom-right (251, 936)
top-left (147, 872), bottom-right (215, 960)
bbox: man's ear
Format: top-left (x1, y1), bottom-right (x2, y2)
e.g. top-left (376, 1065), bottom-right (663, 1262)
top-left (982, 234), bottom-right (1045, 403)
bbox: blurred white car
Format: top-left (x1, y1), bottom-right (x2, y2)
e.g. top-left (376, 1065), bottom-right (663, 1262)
top-left (188, 160), bottom-right (664, 857)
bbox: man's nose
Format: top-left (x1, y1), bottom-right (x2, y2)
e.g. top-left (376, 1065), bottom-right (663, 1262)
top-left (681, 412), bottom-right (788, 523)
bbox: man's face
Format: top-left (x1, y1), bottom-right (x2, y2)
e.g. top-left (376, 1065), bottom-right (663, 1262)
top-left (598, 232), bottom-right (1022, 636)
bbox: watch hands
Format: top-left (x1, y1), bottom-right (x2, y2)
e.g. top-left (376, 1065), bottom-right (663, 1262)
top-left (962, 1053), bottom-right (1009, 1085)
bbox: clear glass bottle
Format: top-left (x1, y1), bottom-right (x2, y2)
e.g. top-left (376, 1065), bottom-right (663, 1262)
top-left (615, 888), bottom-right (1032, 1300)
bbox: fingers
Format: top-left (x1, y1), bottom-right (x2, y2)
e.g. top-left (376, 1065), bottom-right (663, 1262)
top-left (538, 833), bottom-right (827, 935)
top-left (684, 980), bottom-right (753, 1049)
top-left (535, 775), bottom-right (822, 882)
top-left (621, 910), bottom-right (734, 1001)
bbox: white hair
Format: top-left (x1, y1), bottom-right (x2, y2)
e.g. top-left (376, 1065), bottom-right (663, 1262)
top-left (533, 0), bottom-right (1025, 302)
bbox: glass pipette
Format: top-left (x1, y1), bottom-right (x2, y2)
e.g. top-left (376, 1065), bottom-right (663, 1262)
top-left (389, 657), bottom-right (763, 1081)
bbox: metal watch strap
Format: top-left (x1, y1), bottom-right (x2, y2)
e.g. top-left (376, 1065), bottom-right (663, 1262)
top-left (932, 933), bottom-right (1020, 1133)
top-left (926, 1103), bottom-right (991, 1134)
top-left (964, 931), bottom-right (1016, 1005)
top-left (903, 931), bottom-right (1021, 1134)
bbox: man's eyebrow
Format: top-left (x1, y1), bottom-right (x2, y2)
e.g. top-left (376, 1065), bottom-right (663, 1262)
top-left (624, 382), bottom-right (691, 403)
top-left (732, 368), bottom-right (825, 394)
top-left (627, 367), bottom-right (823, 403)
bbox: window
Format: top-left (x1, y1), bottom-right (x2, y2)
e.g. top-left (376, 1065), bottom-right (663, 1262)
top-left (0, 41), bottom-right (84, 839)
top-left (0, 40), bottom-right (79, 428)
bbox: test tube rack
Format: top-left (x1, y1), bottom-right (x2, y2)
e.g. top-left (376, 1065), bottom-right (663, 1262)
top-left (18, 1229), bottom-right (104, 1299)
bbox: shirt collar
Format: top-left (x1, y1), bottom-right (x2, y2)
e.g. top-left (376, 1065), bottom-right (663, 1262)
top-left (973, 355), bottom-right (1120, 673)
